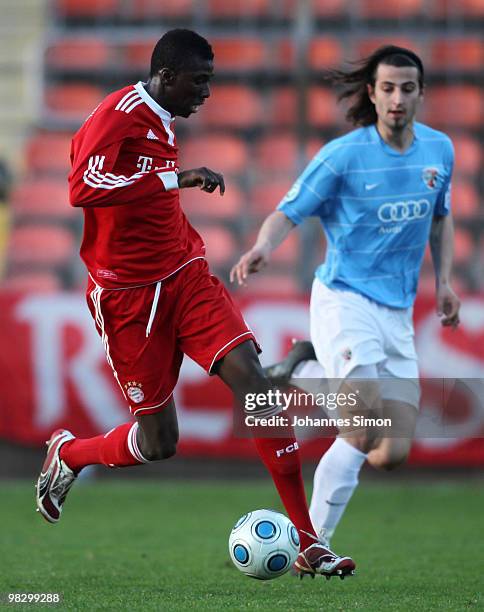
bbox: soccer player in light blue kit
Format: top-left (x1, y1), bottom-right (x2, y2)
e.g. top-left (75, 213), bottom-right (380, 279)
top-left (231, 46), bottom-right (461, 544)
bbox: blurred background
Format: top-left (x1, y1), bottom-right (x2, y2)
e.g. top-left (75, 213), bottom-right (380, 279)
top-left (0, 0), bottom-right (482, 476)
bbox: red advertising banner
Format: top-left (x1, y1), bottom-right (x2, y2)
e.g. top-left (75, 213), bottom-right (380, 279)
top-left (0, 290), bottom-right (482, 465)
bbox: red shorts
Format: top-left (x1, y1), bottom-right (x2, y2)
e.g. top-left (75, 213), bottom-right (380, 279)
top-left (86, 259), bottom-right (259, 416)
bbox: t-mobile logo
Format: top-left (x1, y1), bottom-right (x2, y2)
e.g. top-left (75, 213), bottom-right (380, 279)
top-left (276, 442), bottom-right (299, 457)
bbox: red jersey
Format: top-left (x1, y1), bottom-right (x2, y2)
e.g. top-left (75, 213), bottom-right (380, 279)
top-left (69, 81), bottom-right (205, 289)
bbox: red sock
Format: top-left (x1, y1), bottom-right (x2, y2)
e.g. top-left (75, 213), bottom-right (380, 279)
top-left (60, 422), bottom-right (147, 473)
top-left (253, 435), bottom-right (316, 551)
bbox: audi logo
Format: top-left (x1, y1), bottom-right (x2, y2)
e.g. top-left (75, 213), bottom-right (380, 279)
top-left (378, 199), bottom-right (431, 223)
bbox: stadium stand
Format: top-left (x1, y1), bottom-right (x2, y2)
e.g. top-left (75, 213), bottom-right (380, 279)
top-left (10, 179), bottom-right (74, 220)
top-left (180, 134), bottom-right (248, 177)
top-left (198, 85), bottom-right (263, 128)
top-left (207, 0), bottom-right (271, 19)
top-left (1, 271), bottom-right (62, 291)
top-left (180, 184), bottom-right (244, 221)
top-left (308, 38), bottom-right (344, 69)
top-left (196, 224), bottom-right (238, 267)
top-left (56, 0), bottom-right (118, 19)
top-left (44, 84), bottom-right (104, 122)
top-left (129, 0), bottom-right (194, 19)
top-left (1, 0), bottom-right (482, 294)
top-left (45, 38), bottom-right (111, 70)
top-left (423, 86), bottom-right (482, 128)
top-left (7, 224), bottom-right (75, 269)
top-left (250, 180), bottom-right (294, 217)
top-left (211, 38), bottom-right (266, 71)
top-left (429, 39), bottom-right (483, 72)
top-left (358, 0), bottom-right (423, 19)
top-left (25, 132), bottom-right (73, 175)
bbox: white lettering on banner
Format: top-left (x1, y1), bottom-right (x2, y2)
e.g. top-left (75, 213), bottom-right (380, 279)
top-left (174, 358), bottom-right (232, 440)
top-left (415, 297), bottom-right (484, 446)
top-left (15, 295), bottom-right (125, 430)
top-left (242, 303), bottom-right (309, 366)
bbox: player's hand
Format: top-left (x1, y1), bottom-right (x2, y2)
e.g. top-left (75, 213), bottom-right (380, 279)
top-left (178, 167), bottom-right (225, 195)
top-left (230, 245), bottom-right (271, 286)
top-left (436, 283), bottom-right (461, 329)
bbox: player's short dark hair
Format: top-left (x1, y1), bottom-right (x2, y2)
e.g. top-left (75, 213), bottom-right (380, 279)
top-left (325, 45), bottom-right (424, 127)
top-left (150, 29), bottom-right (214, 78)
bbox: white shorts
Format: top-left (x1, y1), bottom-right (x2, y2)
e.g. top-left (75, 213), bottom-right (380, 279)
top-left (309, 278), bottom-right (420, 407)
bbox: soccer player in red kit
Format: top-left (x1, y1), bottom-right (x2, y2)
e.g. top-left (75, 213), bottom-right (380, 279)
top-left (35, 29), bottom-right (355, 579)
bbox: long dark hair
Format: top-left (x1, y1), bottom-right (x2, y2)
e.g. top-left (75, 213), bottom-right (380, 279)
top-left (325, 45), bottom-right (424, 127)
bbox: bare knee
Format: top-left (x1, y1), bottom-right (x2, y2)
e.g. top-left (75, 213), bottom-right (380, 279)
top-left (138, 426), bottom-right (178, 461)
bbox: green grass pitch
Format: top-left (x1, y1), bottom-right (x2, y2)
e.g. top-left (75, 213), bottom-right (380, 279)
top-left (1, 479), bottom-right (482, 611)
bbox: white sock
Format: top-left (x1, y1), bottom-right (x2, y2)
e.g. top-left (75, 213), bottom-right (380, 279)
top-left (309, 437), bottom-right (367, 540)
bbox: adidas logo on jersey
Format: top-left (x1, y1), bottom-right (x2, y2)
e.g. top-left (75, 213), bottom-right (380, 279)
top-left (147, 129), bottom-right (159, 140)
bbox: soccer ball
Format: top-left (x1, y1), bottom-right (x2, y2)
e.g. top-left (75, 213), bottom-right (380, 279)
top-left (228, 509), bottom-right (300, 580)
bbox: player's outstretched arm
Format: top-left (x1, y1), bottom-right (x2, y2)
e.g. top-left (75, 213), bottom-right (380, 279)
top-left (230, 211), bottom-right (295, 286)
top-left (178, 167), bottom-right (225, 195)
top-left (429, 213), bottom-right (461, 329)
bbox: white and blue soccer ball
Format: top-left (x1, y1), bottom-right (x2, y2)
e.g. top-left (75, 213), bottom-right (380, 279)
top-left (228, 509), bottom-right (300, 580)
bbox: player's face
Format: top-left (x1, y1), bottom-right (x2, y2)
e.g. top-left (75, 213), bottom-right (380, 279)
top-left (169, 57), bottom-right (214, 118)
top-left (368, 64), bottom-right (422, 131)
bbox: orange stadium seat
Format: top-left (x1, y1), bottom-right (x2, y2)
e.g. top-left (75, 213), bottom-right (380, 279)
top-left (432, 0), bottom-right (484, 18)
top-left (129, 0), bottom-right (193, 18)
top-left (429, 39), bottom-right (483, 71)
top-left (200, 85), bottom-right (263, 128)
top-left (45, 38), bottom-right (111, 70)
top-left (124, 40), bottom-right (155, 69)
top-left (250, 180), bottom-right (293, 216)
top-left (278, 0), bottom-right (348, 18)
top-left (207, 0), bottom-right (270, 18)
top-left (451, 181), bottom-right (480, 218)
top-left (255, 134), bottom-right (299, 173)
top-left (269, 88), bottom-right (298, 128)
top-left (307, 87), bottom-right (342, 127)
top-left (56, 0), bottom-right (118, 18)
top-left (197, 225), bottom-right (237, 267)
top-left (356, 37), bottom-right (422, 60)
top-left (211, 38), bottom-right (266, 71)
top-left (11, 179), bottom-right (74, 220)
top-left (358, 0), bottom-right (423, 18)
top-left (311, 0), bottom-right (348, 17)
top-left (451, 135), bottom-right (482, 177)
top-left (180, 184), bottom-right (243, 220)
top-left (254, 134), bottom-right (322, 175)
top-left (8, 225), bottom-right (75, 268)
top-left (271, 39), bottom-right (295, 69)
top-left (1, 272), bottom-right (62, 292)
top-left (308, 38), bottom-right (343, 70)
top-left (45, 84), bottom-right (104, 120)
top-left (26, 132), bottom-right (73, 175)
top-left (179, 134), bottom-right (248, 176)
top-left (423, 86), bottom-right (482, 128)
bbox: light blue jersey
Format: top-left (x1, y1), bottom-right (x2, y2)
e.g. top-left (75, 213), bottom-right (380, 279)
top-left (278, 122), bottom-right (454, 309)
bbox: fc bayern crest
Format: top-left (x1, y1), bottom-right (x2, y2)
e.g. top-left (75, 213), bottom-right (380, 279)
top-left (124, 381), bottom-right (145, 404)
top-left (422, 167), bottom-right (439, 189)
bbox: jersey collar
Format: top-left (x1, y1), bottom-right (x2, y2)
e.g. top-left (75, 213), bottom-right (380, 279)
top-left (134, 81), bottom-right (175, 123)
top-left (370, 123), bottom-right (418, 157)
